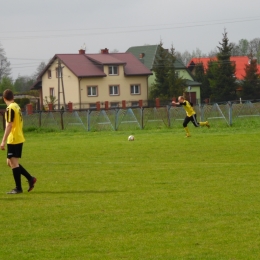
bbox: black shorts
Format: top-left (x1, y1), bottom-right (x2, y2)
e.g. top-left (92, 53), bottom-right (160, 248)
top-left (7, 143), bottom-right (23, 159)
top-left (183, 114), bottom-right (200, 127)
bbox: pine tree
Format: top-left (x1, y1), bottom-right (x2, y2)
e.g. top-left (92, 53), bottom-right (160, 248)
top-left (194, 62), bottom-right (211, 101)
top-left (210, 29), bottom-right (237, 102)
top-left (168, 44), bottom-right (186, 98)
top-left (150, 42), bottom-right (170, 99)
top-left (150, 42), bottom-right (186, 100)
top-left (242, 54), bottom-right (260, 99)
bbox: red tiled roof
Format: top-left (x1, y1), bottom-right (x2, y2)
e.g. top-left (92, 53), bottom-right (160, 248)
top-left (188, 56), bottom-right (260, 80)
top-left (86, 54), bottom-right (125, 65)
top-left (110, 53), bottom-right (153, 75)
top-left (56, 54), bottom-right (106, 77)
top-left (39, 52), bottom-right (152, 79)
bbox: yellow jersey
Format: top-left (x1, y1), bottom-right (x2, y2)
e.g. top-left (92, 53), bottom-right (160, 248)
top-left (180, 100), bottom-right (195, 117)
top-left (5, 102), bottom-right (25, 144)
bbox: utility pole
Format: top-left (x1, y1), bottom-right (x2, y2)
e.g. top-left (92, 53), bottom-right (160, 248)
top-left (57, 59), bottom-right (66, 110)
top-left (61, 65), bottom-right (66, 110)
top-left (57, 60), bottom-right (61, 110)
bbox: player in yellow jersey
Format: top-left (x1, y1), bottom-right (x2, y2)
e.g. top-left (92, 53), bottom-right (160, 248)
top-left (1, 89), bottom-right (37, 194)
top-left (172, 96), bottom-right (210, 137)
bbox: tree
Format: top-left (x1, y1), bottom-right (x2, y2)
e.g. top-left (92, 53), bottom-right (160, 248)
top-left (238, 39), bottom-right (249, 56)
top-left (176, 50), bottom-right (192, 66)
top-left (0, 76), bottom-right (14, 93)
top-left (32, 61), bottom-right (46, 81)
top-left (191, 48), bottom-right (206, 58)
top-left (0, 42), bottom-right (12, 81)
top-left (14, 75), bottom-right (34, 93)
top-left (150, 41), bottom-right (171, 99)
top-left (194, 62), bottom-right (211, 100)
top-left (150, 42), bottom-right (186, 100)
top-left (168, 44), bottom-right (186, 98)
top-left (230, 42), bottom-right (240, 56)
top-left (248, 38), bottom-right (260, 62)
top-left (207, 48), bottom-right (218, 58)
top-left (209, 29), bottom-right (237, 102)
top-left (230, 39), bottom-right (249, 56)
top-left (242, 54), bottom-right (260, 99)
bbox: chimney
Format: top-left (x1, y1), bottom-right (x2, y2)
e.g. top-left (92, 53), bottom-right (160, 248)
top-left (79, 49), bottom-right (85, 54)
top-left (101, 48), bottom-right (109, 54)
top-left (139, 53), bottom-right (145, 59)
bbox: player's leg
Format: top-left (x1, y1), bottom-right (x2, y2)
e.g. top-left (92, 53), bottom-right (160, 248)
top-left (183, 116), bottom-right (191, 137)
top-left (6, 144), bottom-right (23, 194)
top-left (191, 114), bottom-right (200, 127)
top-left (10, 143), bottom-right (37, 192)
top-left (19, 164), bottom-right (37, 192)
top-left (199, 121), bottom-right (210, 128)
top-left (191, 114), bottom-right (210, 128)
top-left (7, 156), bottom-right (23, 194)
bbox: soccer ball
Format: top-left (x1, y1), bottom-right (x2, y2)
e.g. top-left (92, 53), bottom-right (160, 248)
top-left (128, 135), bottom-right (135, 141)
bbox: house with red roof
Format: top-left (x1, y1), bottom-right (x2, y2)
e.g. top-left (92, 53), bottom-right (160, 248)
top-left (187, 56), bottom-right (260, 80)
top-left (32, 48), bottom-right (152, 110)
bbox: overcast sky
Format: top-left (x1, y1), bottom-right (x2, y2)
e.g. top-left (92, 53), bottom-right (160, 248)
top-left (1, 0), bottom-right (260, 79)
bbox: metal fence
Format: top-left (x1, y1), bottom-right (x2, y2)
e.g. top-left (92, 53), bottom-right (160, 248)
top-left (1, 101), bottom-right (260, 132)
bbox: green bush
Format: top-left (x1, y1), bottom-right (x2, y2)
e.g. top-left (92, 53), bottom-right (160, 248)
top-left (20, 98), bottom-right (30, 108)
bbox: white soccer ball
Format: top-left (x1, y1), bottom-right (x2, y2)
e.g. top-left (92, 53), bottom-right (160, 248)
top-left (128, 135), bottom-right (135, 141)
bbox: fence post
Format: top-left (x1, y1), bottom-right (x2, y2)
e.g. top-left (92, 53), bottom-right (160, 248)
top-left (96, 102), bottom-right (100, 111)
top-left (105, 101), bottom-right (109, 110)
top-left (87, 110), bottom-right (91, 131)
top-left (228, 101), bottom-right (232, 126)
top-left (68, 102), bottom-right (73, 112)
top-left (156, 98), bottom-right (160, 108)
top-left (141, 107), bottom-right (144, 129)
top-left (61, 111), bottom-right (64, 130)
top-left (48, 103), bottom-right (53, 111)
top-left (200, 104), bottom-right (204, 122)
top-left (115, 109), bottom-right (119, 131)
top-left (167, 105), bottom-right (171, 127)
top-left (26, 104), bottom-right (33, 115)
top-left (122, 100), bottom-right (126, 109)
top-left (39, 111), bottom-right (42, 127)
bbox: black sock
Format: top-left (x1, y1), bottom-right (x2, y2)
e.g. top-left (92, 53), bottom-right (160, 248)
top-left (12, 167), bottom-right (22, 190)
top-left (19, 164), bottom-right (32, 181)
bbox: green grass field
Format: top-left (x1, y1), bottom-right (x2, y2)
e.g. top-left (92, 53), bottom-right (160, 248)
top-left (0, 126), bottom-right (260, 260)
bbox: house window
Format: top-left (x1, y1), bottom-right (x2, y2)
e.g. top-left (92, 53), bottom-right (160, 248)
top-left (108, 66), bottom-right (118, 75)
top-left (50, 88), bottom-right (55, 97)
top-left (110, 102), bottom-right (119, 108)
top-left (48, 70), bottom-right (52, 79)
top-left (89, 103), bottom-right (96, 109)
top-left (130, 84), bottom-right (140, 95)
top-left (56, 68), bottom-right (62, 78)
top-left (109, 85), bottom-right (119, 96)
top-left (87, 86), bottom-right (98, 96)
top-left (131, 101), bottom-right (139, 107)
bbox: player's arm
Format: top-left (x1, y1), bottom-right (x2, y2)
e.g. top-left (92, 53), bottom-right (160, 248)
top-left (1, 122), bottom-right (13, 150)
top-left (1, 108), bottom-right (15, 150)
top-left (172, 101), bottom-right (180, 105)
top-left (173, 101), bottom-right (185, 107)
